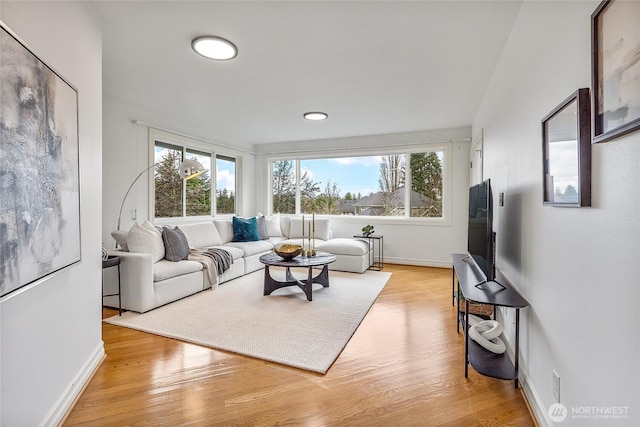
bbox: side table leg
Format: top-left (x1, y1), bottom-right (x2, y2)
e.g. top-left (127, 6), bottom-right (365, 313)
top-left (464, 299), bottom-right (470, 378)
top-left (452, 268), bottom-right (455, 306)
top-left (117, 264), bottom-right (122, 316)
top-left (515, 308), bottom-right (520, 388)
top-left (456, 280), bottom-right (461, 334)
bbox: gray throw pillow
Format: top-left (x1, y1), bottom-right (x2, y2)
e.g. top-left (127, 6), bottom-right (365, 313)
top-left (162, 226), bottom-right (190, 261)
top-left (256, 215), bottom-right (269, 240)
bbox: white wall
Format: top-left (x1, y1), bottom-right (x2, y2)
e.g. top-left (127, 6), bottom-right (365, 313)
top-left (473, 1), bottom-right (639, 426)
top-left (253, 127), bottom-right (471, 267)
top-left (102, 95), bottom-right (256, 247)
top-left (0, 2), bottom-right (104, 426)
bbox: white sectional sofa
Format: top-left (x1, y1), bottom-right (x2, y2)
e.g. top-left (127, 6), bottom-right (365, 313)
top-left (104, 215), bottom-right (371, 313)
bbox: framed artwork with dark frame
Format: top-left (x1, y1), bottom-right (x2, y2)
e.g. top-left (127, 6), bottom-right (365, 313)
top-left (0, 22), bottom-right (81, 298)
top-left (591, 0), bottom-right (640, 143)
top-left (542, 88), bottom-right (592, 207)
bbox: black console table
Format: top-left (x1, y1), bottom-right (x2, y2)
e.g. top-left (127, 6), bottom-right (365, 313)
top-left (451, 253), bottom-right (529, 388)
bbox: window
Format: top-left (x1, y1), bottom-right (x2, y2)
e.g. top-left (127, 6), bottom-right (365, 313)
top-left (272, 160), bottom-right (296, 214)
top-left (154, 142), bottom-right (183, 218)
top-left (185, 149), bottom-right (212, 216)
top-left (270, 149), bottom-right (445, 219)
top-left (409, 152), bottom-right (443, 217)
top-left (152, 132), bottom-right (237, 219)
top-left (216, 155), bottom-right (236, 215)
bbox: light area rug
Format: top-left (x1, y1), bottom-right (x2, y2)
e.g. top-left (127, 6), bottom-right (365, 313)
top-left (104, 268), bottom-right (391, 374)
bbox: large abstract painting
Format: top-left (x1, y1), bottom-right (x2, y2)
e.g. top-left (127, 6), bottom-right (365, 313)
top-left (0, 23), bottom-right (80, 298)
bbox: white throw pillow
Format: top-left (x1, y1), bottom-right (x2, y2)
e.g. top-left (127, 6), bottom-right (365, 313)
top-left (127, 221), bottom-right (165, 263)
top-left (213, 220), bottom-right (234, 243)
top-left (264, 214), bottom-right (283, 237)
top-left (111, 230), bottom-right (129, 251)
top-left (180, 222), bottom-right (223, 248)
top-left (289, 217), bottom-right (330, 241)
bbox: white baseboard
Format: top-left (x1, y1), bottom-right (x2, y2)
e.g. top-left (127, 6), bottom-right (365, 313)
top-left (41, 342), bottom-right (105, 427)
top-left (384, 257), bottom-right (452, 269)
top-left (499, 320), bottom-right (547, 427)
top-left (521, 370), bottom-right (550, 427)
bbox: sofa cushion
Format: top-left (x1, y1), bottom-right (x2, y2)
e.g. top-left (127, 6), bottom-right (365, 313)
top-left (289, 218), bottom-right (330, 240)
top-left (180, 222), bottom-right (223, 248)
top-left (317, 238), bottom-right (370, 256)
top-left (162, 226), bottom-right (189, 261)
top-left (232, 216), bottom-right (261, 242)
top-left (153, 259), bottom-right (203, 282)
top-left (264, 214), bottom-right (283, 237)
top-left (256, 215), bottom-right (269, 240)
top-left (225, 240), bottom-right (274, 257)
top-left (127, 221), bottom-right (165, 263)
top-left (210, 245), bottom-right (245, 260)
top-left (268, 236), bottom-right (286, 245)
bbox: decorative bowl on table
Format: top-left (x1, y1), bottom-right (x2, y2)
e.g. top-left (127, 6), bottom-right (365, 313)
top-left (274, 244), bottom-right (302, 260)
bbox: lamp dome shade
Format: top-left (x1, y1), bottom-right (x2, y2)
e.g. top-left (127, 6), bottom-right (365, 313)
top-left (179, 158), bottom-right (205, 179)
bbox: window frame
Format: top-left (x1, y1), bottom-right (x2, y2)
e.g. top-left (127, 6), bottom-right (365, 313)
top-left (215, 153), bottom-right (237, 215)
top-left (153, 140), bottom-right (193, 219)
top-left (149, 128), bottom-right (239, 223)
top-left (267, 143), bottom-right (451, 224)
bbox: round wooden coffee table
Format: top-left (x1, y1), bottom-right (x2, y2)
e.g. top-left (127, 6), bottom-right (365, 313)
top-left (259, 252), bottom-right (337, 301)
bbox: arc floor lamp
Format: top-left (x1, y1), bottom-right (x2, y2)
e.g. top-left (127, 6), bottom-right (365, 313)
top-left (116, 158), bottom-right (205, 231)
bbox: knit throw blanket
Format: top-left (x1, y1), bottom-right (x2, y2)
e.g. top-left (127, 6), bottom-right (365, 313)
top-left (188, 248), bottom-right (234, 288)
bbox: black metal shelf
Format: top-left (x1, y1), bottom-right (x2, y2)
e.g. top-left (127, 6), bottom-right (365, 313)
top-left (452, 253), bottom-right (529, 388)
top-left (458, 312), bottom-right (517, 381)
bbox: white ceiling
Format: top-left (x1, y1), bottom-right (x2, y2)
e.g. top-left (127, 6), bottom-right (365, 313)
top-left (92, 1), bottom-right (522, 147)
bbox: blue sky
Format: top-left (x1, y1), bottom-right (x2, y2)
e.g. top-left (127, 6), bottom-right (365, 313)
top-left (301, 156), bottom-right (383, 198)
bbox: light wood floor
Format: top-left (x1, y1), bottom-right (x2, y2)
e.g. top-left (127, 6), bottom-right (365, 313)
top-left (64, 264), bottom-right (535, 426)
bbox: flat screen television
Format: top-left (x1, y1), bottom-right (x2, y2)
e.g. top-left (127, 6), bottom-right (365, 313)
top-left (467, 179), bottom-right (495, 283)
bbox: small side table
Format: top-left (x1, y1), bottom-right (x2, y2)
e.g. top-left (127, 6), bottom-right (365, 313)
top-left (102, 255), bottom-right (122, 316)
top-left (353, 234), bottom-right (384, 271)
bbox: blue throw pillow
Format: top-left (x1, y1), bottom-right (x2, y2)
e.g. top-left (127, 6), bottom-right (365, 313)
top-left (232, 216), bottom-right (260, 242)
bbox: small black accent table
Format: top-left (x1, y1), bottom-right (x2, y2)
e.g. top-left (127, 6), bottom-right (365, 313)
top-left (451, 253), bottom-right (529, 388)
top-left (102, 255), bottom-right (122, 316)
top-left (353, 234), bottom-right (384, 271)
top-left (259, 252), bottom-right (336, 301)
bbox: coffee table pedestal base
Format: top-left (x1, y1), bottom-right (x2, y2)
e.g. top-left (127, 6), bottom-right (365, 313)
top-left (263, 265), bottom-right (330, 301)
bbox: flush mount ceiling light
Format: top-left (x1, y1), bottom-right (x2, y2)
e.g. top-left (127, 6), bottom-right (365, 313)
top-left (303, 112), bottom-right (328, 121)
top-left (191, 36), bottom-right (237, 60)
